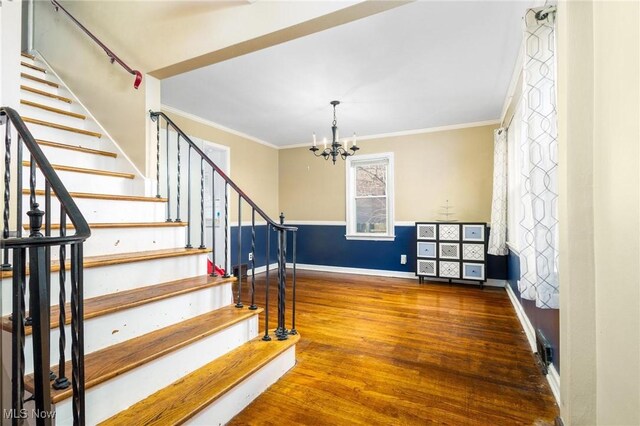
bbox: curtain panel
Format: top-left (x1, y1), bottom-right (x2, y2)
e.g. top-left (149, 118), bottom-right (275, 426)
top-left (488, 128), bottom-right (508, 256)
top-left (517, 8), bottom-right (559, 309)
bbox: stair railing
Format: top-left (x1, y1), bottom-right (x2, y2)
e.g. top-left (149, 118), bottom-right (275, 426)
top-left (49, 0), bottom-right (143, 90)
top-left (150, 111), bottom-right (298, 340)
top-left (1, 107), bottom-right (90, 426)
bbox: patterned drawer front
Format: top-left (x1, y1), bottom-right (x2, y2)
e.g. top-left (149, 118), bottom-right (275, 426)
top-left (438, 224), bottom-right (460, 241)
top-left (462, 224), bottom-right (485, 242)
top-left (462, 262), bottom-right (485, 280)
top-left (417, 224), bottom-right (437, 240)
top-left (439, 243), bottom-right (460, 260)
top-left (439, 261), bottom-right (460, 278)
top-left (417, 259), bottom-right (437, 276)
top-left (462, 244), bottom-right (485, 261)
top-left (417, 242), bottom-right (436, 258)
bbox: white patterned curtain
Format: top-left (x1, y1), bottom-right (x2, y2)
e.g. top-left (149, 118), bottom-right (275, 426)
top-left (518, 8), bottom-right (559, 309)
top-left (488, 128), bottom-right (508, 256)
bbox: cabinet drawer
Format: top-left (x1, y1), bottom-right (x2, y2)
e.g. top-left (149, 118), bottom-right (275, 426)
top-left (439, 261), bottom-right (460, 278)
top-left (417, 224), bottom-right (437, 240)
top-left (462, 224), bottom-right (484, 242)
top-left (462, 262), bottom-right (485, 280)
top-left (438, 223), bottom-right (460, 241)
top-left (417, 259), bottom-right (437, 276)
top-left (417, 242), bottom-right (437, 258)
top-left (462, 244), bottom-right (485, 261)
top-left (439, 242), bottom-right (460, 260)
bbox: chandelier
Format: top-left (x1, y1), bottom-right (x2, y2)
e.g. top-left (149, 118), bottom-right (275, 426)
top-left (310, 100), bottom-right (359, 164)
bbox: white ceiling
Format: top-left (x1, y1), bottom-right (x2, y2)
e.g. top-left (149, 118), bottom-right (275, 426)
top-left (162, 1), bottom-right (529, 147)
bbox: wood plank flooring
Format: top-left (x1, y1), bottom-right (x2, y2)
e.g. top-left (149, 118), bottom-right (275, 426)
top-left (229, 270), bottom-right (559, 425)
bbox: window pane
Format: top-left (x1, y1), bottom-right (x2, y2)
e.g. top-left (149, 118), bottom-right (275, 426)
top-left (356, 164), bottom-right (386, 197)
top-left (355, 197), bottom-right (387, 233)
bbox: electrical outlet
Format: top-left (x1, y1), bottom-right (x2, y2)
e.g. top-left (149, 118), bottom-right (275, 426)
top-left (400, 254), bottom-right (407, 264)
top-left (248, 253), bottom-right (253, 261)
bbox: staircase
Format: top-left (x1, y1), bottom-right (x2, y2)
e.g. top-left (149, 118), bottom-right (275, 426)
top-left (1, 52), bottom-right (298, 425)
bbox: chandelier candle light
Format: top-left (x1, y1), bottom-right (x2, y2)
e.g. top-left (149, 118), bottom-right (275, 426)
top-left (310, 100), bottom-right (359, 164)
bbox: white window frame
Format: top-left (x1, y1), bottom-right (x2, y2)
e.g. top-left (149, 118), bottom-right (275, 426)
top-left (506, 97), bottom-right (523, 253)
top-left (345, 152), bottom-right (395, 241)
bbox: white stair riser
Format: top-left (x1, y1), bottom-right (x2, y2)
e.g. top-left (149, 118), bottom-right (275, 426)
top-left (21, 122), bottom-right (102, 148)
top-left (37, 145), bottom-right (121, 173)
top-left (1, 253), bottom-right (209, 314)
top-left (19, 76), bottom-right (61, 94)
top-left (19, 89), bottom-right (72, 112)
top-left (46, 226), bottom-right (188, 260)
top-left (187, 346), bottom-right (296, 426)
top-left (15, 282), bottom-right (233, 375)
top-left (23, 194), bottom-right (166, 223)
top-left (19, 105), bottom-right (89, 129)
top-left (23, 167), bottom-right (141, 196)
top-left (53, 316), bottom-right (259, 425)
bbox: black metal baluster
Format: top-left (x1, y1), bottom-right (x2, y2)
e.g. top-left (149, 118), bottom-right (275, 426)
top-left (262, 225), bottom-right (271, 341)
top-left (276, 218), bottom-right (288, 340)
top-left (27, 203), bottom-right (52, 425)
top-left (165, 123), bottom-right (172, 222)
top-left (235, 195), bottom-right (243, 308)
top-left (155, 114), bottom-right (161, 198)
top-left (210, 170), bottom-right (217, 276)
top-left (199, 158), bottom-right (205, 249)
top-left (290, 230), bottom-right (297, 335)
top-left (44, 182), bottom-right (55, 382)
top-left (175, 134), bottom-right (181, 222)
top-left (223, 183), bottom-right (230, 278)
top-left (29, 155), bottom-right (36, 209)
top-left (185, 145), bottom-right (192, 248)
top-left (70, 243), bottom-right (85, 425)
top-left (53, 207), bottom-right (69, 389)
top-left (249, 209), bottom-right (257, 310)
top-left (2, 121), bottom-right (11, 270)
top-left (11, 247), bottom-right (26, 426)
top-left (16, 135), bottom-right (23, 238)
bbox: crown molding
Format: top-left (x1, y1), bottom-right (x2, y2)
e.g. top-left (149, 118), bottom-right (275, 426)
top-left (278, 119), bottom-right (501, 149)
top-left (160, 104), bottom-right (279, 150)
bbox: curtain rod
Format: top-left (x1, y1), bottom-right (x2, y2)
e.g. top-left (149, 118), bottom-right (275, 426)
top-left (535, 5), bottom-right (557, 21)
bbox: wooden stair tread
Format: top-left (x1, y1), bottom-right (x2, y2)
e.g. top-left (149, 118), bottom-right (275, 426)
top-left (21, 61), bottom-right (46, 73)
top-left (36, 139), bottom-right (117, 158)
top-left (24, 189), bottom-right (167, 203)
top-left (1, 247), bottom-right (209, 279)
top-left (20, 85), bottom-right (72, 103)
top-left (2, 274), bottom-right (234, 335)
top-left (23, 160), bottom-right (134, 179)
top-left (23, 117), bottom-right (101, 138)
top-left (21, 52), bottom-right (36, 60)
top-left (21, 73), bottom-right (58, 88)
top-left (21, 100), bottom-right (85, 119)
top-left (25, 305), bottom-right (259, 404)
top-left (22, 222), bottom-right (188, 230)
top-left (100, 332), bottom-right (299, 426)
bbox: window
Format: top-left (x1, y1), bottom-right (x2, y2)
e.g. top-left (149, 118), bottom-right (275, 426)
top-left (345, 153), bottom-right (394, 240)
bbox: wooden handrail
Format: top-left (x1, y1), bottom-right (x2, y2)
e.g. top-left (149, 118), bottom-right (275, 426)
top-left (50, 0), bottom-right (143, 89)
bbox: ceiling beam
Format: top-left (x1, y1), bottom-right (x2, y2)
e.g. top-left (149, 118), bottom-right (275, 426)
top-left (149, 0), bottom-right (413, 79)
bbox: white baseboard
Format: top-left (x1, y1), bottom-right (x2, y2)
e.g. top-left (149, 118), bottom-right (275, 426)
top-left (284, 263), bottom-right (505, 288)
top-left (252, 263), bottom-right (278, 275)
top-left (505, 283), bottom-right (561, 406)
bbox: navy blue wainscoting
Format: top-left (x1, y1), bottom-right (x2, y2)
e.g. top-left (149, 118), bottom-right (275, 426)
top-left (230, 225), bottom-right (278, 269)
top-left (507, 250), bottom-right (560, 372)
top-left (284, 224), bottom-right (506, 279)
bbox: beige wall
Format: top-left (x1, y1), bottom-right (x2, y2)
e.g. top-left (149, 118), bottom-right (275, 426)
top-left (279, 124), bottom-right (496, 222)
top-left (558, 0), bottom-right (640, 424)
top-left (161, 109), bottom-right (279, 222)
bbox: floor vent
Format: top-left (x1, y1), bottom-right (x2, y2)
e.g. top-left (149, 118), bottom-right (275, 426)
top-left (535, 328), bottom-right (553, 375)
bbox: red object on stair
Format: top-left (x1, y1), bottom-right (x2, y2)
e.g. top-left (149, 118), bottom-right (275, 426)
top-left (207, 258), bottom-right (225, 276)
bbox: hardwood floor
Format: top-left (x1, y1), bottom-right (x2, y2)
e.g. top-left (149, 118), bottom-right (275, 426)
top-left (229, 270), bottom-right (559, 425)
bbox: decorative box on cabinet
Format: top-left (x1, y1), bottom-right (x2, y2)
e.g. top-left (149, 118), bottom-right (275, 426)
top-left (415, 222), bottom-right (488, 288)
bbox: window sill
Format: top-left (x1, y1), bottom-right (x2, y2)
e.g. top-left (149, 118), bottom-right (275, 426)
top-left (345, 234), bottom-right (396, 242)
